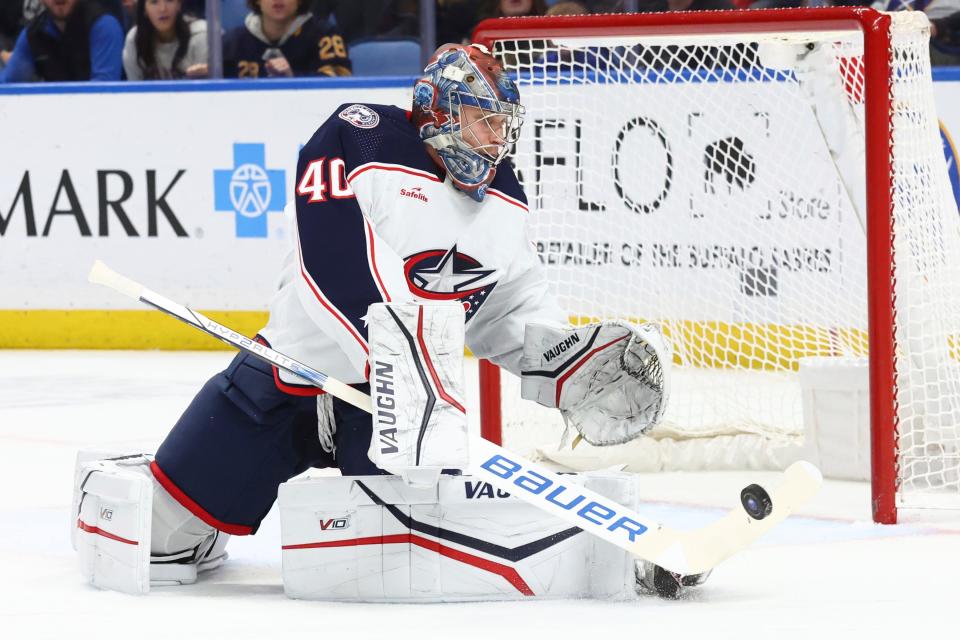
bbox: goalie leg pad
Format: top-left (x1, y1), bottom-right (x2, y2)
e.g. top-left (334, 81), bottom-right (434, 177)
top-left (73, 454), bottom-right (153, 595)
top-left (278, 471), bottom-right (641, 602)
top-left (367, 301), bottom-right (469, 477)
top-left (72, 451), bottom-right (231, 592)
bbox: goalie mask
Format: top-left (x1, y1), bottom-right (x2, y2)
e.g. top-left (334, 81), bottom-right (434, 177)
top-left (411, 44), bottom-right (524, 202)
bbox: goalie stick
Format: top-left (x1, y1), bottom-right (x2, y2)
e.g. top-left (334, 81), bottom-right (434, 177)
top-left (87, 261), bottom-right (370, 413)
top-left (88, 260), bottom-right (822, 576)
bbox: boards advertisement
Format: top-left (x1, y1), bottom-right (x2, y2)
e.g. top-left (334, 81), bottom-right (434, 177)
top-left (1, 72), bottom-right (959, 348)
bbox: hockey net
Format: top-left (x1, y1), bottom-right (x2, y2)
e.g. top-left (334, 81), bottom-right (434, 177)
top-left (473, 8), bottom-right (960, 523)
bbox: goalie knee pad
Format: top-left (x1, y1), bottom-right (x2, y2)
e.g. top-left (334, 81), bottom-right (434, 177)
top-left (366, 301), bottom-right (469, 480)
top-left (278, 471), bottom-right (641, 602)
top-left (72, 451), bottom-right (229, 593)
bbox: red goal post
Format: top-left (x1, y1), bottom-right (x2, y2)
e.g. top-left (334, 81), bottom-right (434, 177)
top-left (472, 8), bottom-right (960, 525)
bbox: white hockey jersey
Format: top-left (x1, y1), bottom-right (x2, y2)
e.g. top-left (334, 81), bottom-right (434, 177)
top-left (260, 103), bottom-right (566, 389)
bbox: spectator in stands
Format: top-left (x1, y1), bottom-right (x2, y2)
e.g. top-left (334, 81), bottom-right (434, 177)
top-left (487, 0), bottom-right (548, 68)
top-left (537, 1), bottom-right (622, 74)
top-left (546, 1), bottom-right (589, 15)
top-left (873, 0), bottom-right (960, 65)
top-left (580, 0), bottom-right (619, 10)
top-left (123, 0), bottom-right (207, 80)
top-left (223, 0), bottom-right (351, 78)
top-left (320, 1), bottom-right (418, 44)
top-left (375, 0), bottom-right (419, 39)
top-left (22, 0), bottom-right (45, 22)
top-left (0, 0), bottom-right (124, 83)
top-left (494, 0), bottom-right (548, 18)
top-left (1, 4), bottom-right (26, 70)
top-left (930, 11), bottom-right (960, 65)
top-left (436, 0), bottom-right (484, 45)
top-left (2, 2), bottom-right (47, 70)
top-left (666, 0), bottom-right (734, 10)
top-left (180, 0), bottom-right (204, 17)
top-left (746, 0), bottom-right (801, 7)
top-left (120, 0), bottom-right (136, 25)
top-left (635, 0), bottom-right (752, 71)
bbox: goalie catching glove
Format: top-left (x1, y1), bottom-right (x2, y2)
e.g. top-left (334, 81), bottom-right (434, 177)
top-left (520, 321), bottom-right (671, 446)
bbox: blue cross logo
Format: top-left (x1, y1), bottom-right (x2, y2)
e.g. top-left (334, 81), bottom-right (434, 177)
top-left (214, 143), bottom-right (285, 238)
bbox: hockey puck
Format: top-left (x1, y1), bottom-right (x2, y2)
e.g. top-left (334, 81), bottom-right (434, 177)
top-left (740, 484), bottom-right (773, 520)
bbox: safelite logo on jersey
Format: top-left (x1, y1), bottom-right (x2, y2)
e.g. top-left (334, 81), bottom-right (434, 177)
top-left (400, 186), bottom-right (429, 203)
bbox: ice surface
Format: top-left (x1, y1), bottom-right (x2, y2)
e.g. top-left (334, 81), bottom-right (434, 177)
top-left (1, 351), bottom-right (958, 640)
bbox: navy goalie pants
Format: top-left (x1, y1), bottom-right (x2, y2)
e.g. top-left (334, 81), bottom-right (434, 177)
top-left (152, 344), bottom-right (382, 535)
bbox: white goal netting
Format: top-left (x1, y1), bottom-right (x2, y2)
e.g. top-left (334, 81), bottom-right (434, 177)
top-left (484, 10), bottom-right (960, 511)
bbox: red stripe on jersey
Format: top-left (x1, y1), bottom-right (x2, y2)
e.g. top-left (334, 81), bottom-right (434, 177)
top-left (150, 461), bottom-right (254, 536)
top-left (486, 188), bottom-right (528, 212)
top-left (296, 241), bottom-right (370, 355)
top-left (365, 219), bottom-right (392, 303)
top-left (347, 162), bottom-right (443, 183)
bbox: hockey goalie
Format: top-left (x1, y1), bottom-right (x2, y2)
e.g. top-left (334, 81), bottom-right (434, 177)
top-left (72, 44), bottom-right (686, 600)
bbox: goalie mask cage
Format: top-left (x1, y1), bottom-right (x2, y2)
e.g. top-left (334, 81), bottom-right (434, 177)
top-left (472, 8), bottom-right (960, 525)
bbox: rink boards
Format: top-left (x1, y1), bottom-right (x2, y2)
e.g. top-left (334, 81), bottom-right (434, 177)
top-left (1, 72), bottom-right (959, 351)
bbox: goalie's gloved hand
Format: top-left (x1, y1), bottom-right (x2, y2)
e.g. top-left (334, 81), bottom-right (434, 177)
top-left (520, 321), bottom-right (671, 446)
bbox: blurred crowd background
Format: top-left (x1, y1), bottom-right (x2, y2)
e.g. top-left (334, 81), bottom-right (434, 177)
top-left (1, 0), bottom-right (958, 85)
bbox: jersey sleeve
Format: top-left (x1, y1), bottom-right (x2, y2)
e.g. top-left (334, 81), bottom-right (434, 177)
top-left (0, 29), bottom-right (35, 84)
top-left (466, 231), bottom-right (568, 377)
top-left (293, 111), bottom-right (410, 379)
top-left (88, 14), bottom-right (124, 81)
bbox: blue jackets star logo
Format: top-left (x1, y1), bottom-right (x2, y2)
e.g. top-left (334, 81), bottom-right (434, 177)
top-left (404, 245), bottom-right (498, 321)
